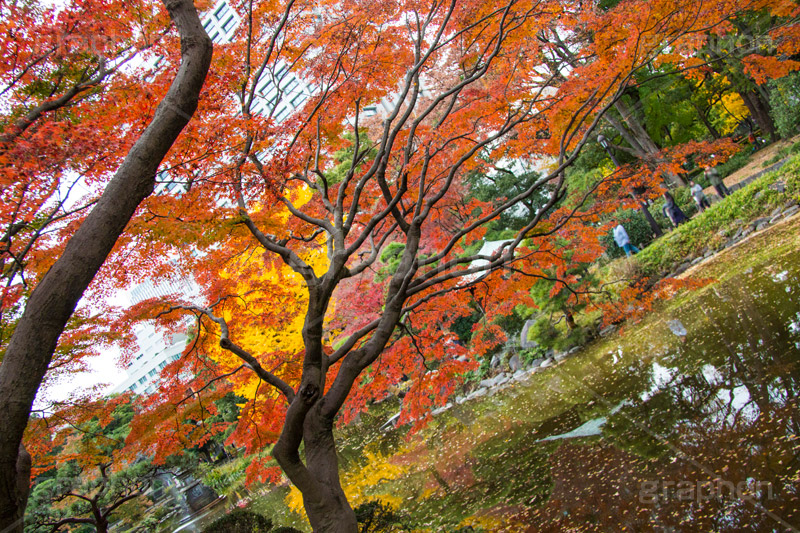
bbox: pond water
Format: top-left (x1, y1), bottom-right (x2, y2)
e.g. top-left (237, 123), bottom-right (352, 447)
top-left (391, 249), bottom-right (800, 531)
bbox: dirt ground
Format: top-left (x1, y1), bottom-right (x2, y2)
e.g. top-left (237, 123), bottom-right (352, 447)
top-left (721, 134), bottom-right (800, 188)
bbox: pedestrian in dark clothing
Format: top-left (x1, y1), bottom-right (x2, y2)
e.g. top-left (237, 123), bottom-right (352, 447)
top-left (662, 191), bottom-right (688, 227)
top-left (705, 166), bottom-right (729, 198)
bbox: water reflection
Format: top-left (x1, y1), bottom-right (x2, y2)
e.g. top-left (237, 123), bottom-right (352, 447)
top-left (519, 252), bottom-right (800, 531)
top-left (400, 251), bottom-right (800, 531)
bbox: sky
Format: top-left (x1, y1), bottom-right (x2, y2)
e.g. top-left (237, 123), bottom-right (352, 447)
top-left (41, 351), bottom-right (126, 407)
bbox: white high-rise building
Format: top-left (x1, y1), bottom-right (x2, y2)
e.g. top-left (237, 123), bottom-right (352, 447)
top-left (113, 277), bottom-right (197, 396)
top-left (201, 0), bottom-right (314, 121)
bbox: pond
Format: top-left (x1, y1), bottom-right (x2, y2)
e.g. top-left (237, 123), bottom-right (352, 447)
top-left (378, 248), bottom-right (800, 531)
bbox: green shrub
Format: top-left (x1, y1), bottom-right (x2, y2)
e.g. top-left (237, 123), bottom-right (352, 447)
top-left (715, 149), bottom-right (751, 178)
top-left (201, 457), bottom-right (249, 497)
top-left (202, 509), bottom-right (273, 533)
top-left (523, 315), bottom-right (589, 353)
top-left (524, 316), bottom-right (559, 350)
top-left (769, 72), bottom-right (800, 138)
top-left (355, 500), bottom-right (406, 532)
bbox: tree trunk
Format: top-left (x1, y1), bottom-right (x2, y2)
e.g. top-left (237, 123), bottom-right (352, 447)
top-left (564, 309), bottom-right (577, 331)
top-left (292, 407), bottom-right (358, 533)
top-left (633, 194), bottom-right (662, 238)
top-left (739, 88), bottom-right (778, 142)
top-left (691, 101), bottom-right (721, 139)
top-left (612, 99), bottom-right (685, 187)
top-left (95, 516), bottom-right (109, 533)
top-left (0, 1), bottom-right (212, 529)
top-left (614, 99), bottom-right (661, 156)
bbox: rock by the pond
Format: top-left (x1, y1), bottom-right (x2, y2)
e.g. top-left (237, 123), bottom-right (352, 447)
top-left (770, 214), bottom-right (783, 224)
top-left (751, 217), bottom-right (768, 228)
top-left (508, 354), bottom-right (522, 372)
top-left (568, 346), bottom-right (581, 355)
top-left (756, 221), bottom-right (769, 231)
top-left (599, 324), bottom-right (617, 337)
top-left (528, 357), bottom-right (545, 368)
top-left (466, 388), bottom-right (488, 401)
top-left (513, 369), bottom-right (529, 382)
top-left (675, 262), bottom-right (692, 274)
top-left (540, 358), bottom-right (555, 368)
top-left (690, 256), bottom-right (703, 265)
top-left (490, 354), bottom-right (502, 369)
top-left (784, 205), bottom-right (800, 218)
top-left (554, 351), bottom-right (569, 362)
top-left (769, 181), bottom-right (786, 193)
top-left (771, 206), bottom-right (783, 217)
top-left (431, 405), bottom-right (449, 416)
top-left (667, 318), bottom-right (688, 337)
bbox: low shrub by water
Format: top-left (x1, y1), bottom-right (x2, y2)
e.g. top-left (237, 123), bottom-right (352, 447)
top-left (202, 509), bottom-right (273, 532)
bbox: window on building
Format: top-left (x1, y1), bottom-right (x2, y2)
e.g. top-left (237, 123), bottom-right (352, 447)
top-left (221, 14), bottom-right (236, 32)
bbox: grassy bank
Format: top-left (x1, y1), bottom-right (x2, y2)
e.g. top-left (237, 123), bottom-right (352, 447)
top-left (627, 153), bottom-right (800, 278)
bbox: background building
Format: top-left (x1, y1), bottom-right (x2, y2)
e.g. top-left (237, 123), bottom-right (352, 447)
top-left (113, 277), bottom-right (196, 396)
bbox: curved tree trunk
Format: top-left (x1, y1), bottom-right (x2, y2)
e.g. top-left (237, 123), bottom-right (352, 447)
top-left (274, 402), bottom-right (358, 533)
top-left (739, 88), bottom-right (778, 142)
top-left (301, 408), bottom-right (358, 532)
top-left (612, 99), bottom-right (685, 187)
top-left (0, 1), bottom-right (212, 529)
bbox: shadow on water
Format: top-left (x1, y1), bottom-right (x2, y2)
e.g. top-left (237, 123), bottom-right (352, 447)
top-left (396, 250), bottom-right (800, 531)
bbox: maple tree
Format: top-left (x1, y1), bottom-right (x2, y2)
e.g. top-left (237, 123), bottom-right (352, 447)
top-left (0, 0), bottom-right (213, 528)
top-left (110, 0), bottom-right (625, 528)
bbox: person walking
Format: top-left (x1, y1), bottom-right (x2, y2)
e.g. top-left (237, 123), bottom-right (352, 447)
top-left (613, 222), bottom-right (639, 257)
top-left (689, 180), bottom-right (711, 211)
top-left (705, 165), bottom-right (730, 198)
top-left (662, 191), bottom-right (689, 227)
